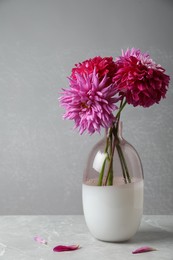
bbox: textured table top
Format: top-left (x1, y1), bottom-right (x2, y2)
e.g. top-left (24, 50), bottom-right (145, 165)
top-left (0, 215), bottom-right (172, 260)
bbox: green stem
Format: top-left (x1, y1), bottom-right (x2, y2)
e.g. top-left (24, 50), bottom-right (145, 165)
top-left (107, 168), bottom-right (113, 186)
top-left (116, 144), bottom-right (127, 184)
top-left (104, 135), bottom-right (117, 185)
top-left (107, 132), bottom-right (113, 185)
top-left (115, 100), bottom-right (127, 121)
top-left (104, 135), bottom-right (109, 154)
top-left (97, 134), bottom-right (110, 186)
top-left (97, 157), bottom-right (108, 186)
top-left (117, 144), bottom-right (131, 183)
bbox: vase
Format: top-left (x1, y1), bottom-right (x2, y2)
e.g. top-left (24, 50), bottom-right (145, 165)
top-left (82, 122), bottom-right (144, 242)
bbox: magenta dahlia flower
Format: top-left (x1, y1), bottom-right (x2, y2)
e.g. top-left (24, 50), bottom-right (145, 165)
top-left (113, 48), bottom-right (170, 107)
top-left (59, 69), bottom-right (119, 134)
top-left (71, 56), bottom-right (117, 85)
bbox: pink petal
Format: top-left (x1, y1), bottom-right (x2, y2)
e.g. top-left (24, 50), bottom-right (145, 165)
top-left (53, 245), bottom-right (80, 252)
top-left (132, 246), bottom-right (156, 254)
top-left (34, 236), bottom-right (48, 245)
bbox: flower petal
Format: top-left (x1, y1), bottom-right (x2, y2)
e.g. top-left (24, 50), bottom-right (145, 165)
top-left (34, 236), bottom-right (48, 245)
top-left (53, 245), bottom-right (80, 252)
top-left (132, 246), bottom-right (156, 254)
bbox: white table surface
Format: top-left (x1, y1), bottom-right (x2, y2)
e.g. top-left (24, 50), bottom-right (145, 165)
top-left (0, 215), bottom-right (172, 260)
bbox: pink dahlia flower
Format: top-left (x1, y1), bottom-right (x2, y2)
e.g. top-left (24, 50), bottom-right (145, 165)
top-left (113, 48), bottom-right (170, 107)
top-left (59, 69), bottom-right (119, 134)
top-left (71, 56), bottom-right (117, 85)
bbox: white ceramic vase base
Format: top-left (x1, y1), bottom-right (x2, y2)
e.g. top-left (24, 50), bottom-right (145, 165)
top-left (82, 179), bottom-right (144, 242)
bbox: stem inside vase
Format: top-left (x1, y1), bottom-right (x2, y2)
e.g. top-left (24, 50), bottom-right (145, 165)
top-left (97, 99), bottom-right (131, 186)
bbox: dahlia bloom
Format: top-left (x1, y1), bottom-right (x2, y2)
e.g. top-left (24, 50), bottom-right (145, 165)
top-left (71, 56), bottom-right (117, 85)
top-left (59, 69), bottom-right (119, 134)
top-left (113, 48), bottom-right (170, 107)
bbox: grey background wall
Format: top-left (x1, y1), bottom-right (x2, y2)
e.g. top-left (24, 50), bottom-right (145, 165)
top-left (0, 0), bottom-right (172, 215)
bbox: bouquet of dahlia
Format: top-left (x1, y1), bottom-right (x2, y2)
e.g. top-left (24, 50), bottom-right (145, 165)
top-left (59, 48), bottom-right (170, 186)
